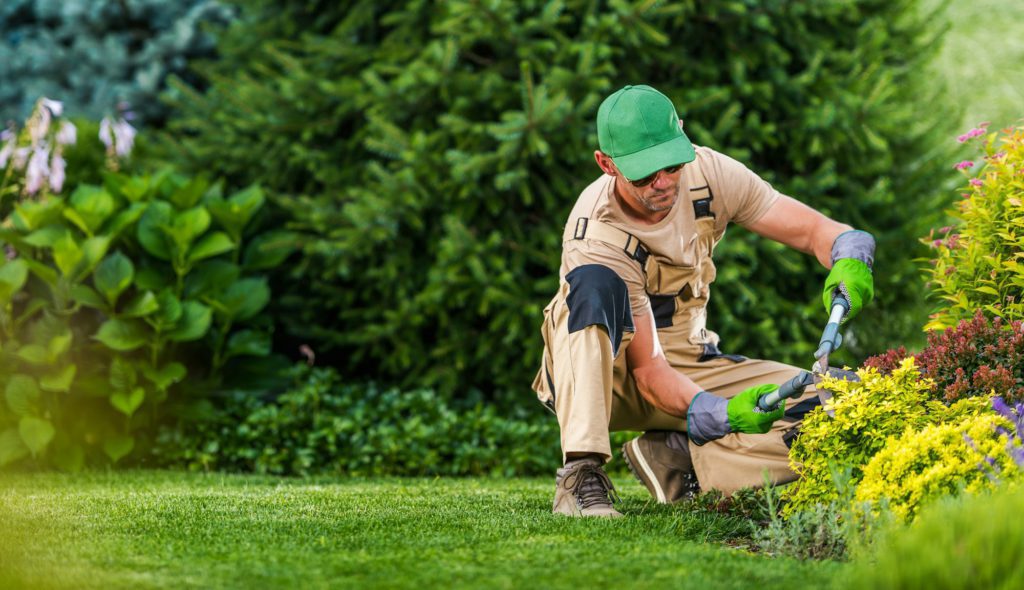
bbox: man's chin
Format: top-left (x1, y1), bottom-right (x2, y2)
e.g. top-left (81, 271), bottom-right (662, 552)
top-left (643, 195), bottom-right (677, 213)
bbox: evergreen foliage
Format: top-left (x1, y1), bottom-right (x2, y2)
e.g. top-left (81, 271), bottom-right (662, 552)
top-left (0, 0), bottom-right (232, 125)
top-left (161, 0), bottom-right (958, 402)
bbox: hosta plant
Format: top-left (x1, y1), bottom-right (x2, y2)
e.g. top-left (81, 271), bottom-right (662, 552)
top-left (0, 169), bottom-right (291, 470)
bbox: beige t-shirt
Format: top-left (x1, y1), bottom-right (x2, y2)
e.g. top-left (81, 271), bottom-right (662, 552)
top-left (559, 146), bottom-right (781, 356)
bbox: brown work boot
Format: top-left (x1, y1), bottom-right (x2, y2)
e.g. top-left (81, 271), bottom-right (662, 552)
top-left (552, 457), bottom-right (623, 518)
top-left (622, 431), bottom-right (700, 504)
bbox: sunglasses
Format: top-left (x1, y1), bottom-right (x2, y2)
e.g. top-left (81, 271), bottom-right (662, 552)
top-left (629, 163), bottom-right (684, 188)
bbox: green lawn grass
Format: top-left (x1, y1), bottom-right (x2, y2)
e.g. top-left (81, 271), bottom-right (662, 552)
top-left (0, 471), bottom-right (842, 590)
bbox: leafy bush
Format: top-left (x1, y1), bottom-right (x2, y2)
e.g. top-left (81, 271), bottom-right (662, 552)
top-left (923, 123), bottom-right (1024, 329)
top-left (0, 118), bottom-right (284, 468)
top-left (785, 359), bottom-right (937, 514)
top-left (842, 485), bottom-right (1024, 589)
top-left (854, 404), bottom-right (1018, 522)
top-left (160, 0), bottom-right (958, 402)
top-left (0, 0), bottom-right (233, 125)
top-left (154, 364), bottom-right (562, 477)
top-left (864, 311), bottom-right (1024, 403)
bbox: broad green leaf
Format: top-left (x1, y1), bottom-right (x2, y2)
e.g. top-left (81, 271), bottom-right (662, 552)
top-left (51, 234), bottom-right (83, 278)
top-left (94, 252), bottom-right (135, 306)
top-left (48, 332), bottom-right (72, 359)
top-left (137, 201), bottom-right (174, 261)
top-left (226, 330), bottom-right (271, 358)
top-left (70, 284), bottom-right (108, 310)
top-left (68, 184), bottom-right (116, 234)
top-left (103, 202), bottom-right (147, 237)
top-left (62, 208), bottom-right (93, 236)
top-left (11, 200), bottom-right (62, 232)
top-left (168, 207), bottom-right (211, 253)
top-left (142, 362), bottom-right (186, 390)
top-left (184, 261), bottom-right (240, 298)
top-left (40, 364), bottom-right (76, 393)
top-left (5, 375), bottom-right (40, 416)
top-left (0, 427), bottom-right (29, 466)
top-left (15, 344), bottom-right (48, 366)
top-left (0, 258), bottom-right (29, 302)
top-left (154, 290), bottom-right (183, 328)
top-left (214, 277), bottom-right (270, 321)
top-left (208, 185), bottom-right (264, 239)
top-left (122, 291), bottom-right (159, 318)
top-left (19, 416), bottom-right (55, 455)
top-left (167, 302), bottom-right (212, 342)
top-left (109, 356), bottom-right (138, 391)
top-left (169, 176), bottom-right (210, 210)
top-left (242, 230), bottom-right (302, 270)
top-left (23, 258), bottom-right (58, 284)
top-left (187, 231), bottom-right (235, 264)
top-left (135, 265), bottom-right (172, 291)
top-left (103, 434), bottom-right (134, 463)
top-left (79, 236), bottom-right (113, 279)
top-left (94, 318), bottom-right (148, 352)
top-left (22, 226), bottom-right (67, 248)
top-left (110, 387), bottom-right (145, 416)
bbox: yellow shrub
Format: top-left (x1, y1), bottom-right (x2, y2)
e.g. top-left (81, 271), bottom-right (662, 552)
top-left (855, 411), bottom-right (1019, 522)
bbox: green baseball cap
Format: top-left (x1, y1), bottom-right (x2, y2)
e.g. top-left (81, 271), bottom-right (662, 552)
top-left (597, 85), bottom-right (695, 181)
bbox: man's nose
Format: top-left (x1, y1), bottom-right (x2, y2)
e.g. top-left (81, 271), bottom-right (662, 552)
top-left (651, 170), bottom-right (676, 189)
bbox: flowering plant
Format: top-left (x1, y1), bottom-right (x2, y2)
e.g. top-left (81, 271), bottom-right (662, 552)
top-left (923, 123), bottom-right (1024, 329)
top-left (0, 98), bottom-right (77, 202)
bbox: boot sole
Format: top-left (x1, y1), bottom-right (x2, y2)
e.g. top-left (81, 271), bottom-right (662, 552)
top-left (622, 439), bottom-right (668, 503)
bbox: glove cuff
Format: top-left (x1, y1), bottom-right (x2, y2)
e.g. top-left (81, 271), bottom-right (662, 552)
top-left (831, 230), bottom-right (875, 269)
top-left (687, 392), bottom-right (730, 446)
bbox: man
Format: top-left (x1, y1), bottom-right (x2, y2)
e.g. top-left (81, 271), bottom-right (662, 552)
top-left (531, 85), bottom-right (874, 517)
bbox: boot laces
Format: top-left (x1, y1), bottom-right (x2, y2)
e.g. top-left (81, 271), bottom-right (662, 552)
top-left (564, 464), bottom-right (619, 509)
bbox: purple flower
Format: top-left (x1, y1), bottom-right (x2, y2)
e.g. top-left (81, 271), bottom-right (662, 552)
top-left (40, 98), bottom-right (63, 117)
top-left (954, 160), bottom-right (974, 170)
top-left (0, 133), bottom-right (14, 168)
top-left (12, 147), bottom-right (30, 170)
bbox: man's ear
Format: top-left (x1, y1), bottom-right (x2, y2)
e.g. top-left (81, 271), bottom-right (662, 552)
top-left (594, 150), bottom-right (618, 177)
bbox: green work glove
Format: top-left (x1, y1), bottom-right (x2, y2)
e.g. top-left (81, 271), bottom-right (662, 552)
top-left (726, 384), bottom-right (786, 434)
top-left (822, 258), bottom-right (874, 321)
top-left (687, 384), bottom-right (785, 445)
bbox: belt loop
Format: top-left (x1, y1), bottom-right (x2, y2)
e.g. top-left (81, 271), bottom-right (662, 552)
top-left (574, 217), bottom-right (589, 240)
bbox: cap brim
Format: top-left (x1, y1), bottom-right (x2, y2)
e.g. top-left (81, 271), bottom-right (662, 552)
top-left (612, 132), bottom-right (696, 181)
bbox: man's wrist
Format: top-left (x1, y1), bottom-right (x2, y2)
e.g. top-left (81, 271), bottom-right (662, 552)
top-left (686, 392), bottom-right (730, 446)
top-left (830, 230), bottom-right (875, 268)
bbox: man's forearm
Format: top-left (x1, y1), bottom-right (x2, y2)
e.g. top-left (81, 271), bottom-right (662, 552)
top-left (630, 364), bottom-right (702, 418)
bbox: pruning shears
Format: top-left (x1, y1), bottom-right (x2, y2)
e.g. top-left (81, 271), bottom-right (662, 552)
top-left (756, 293), bottom-right (851, 416)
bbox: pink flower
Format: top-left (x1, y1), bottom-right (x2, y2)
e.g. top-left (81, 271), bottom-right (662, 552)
top-left (954, 160), bottom-right (974, 170)
top-left (56, 121), bottom-right (76, 147)
top-left (112, 119), bottom-right (136, 157)
top-left (49, 153), bottom-right (66, 193)
top-left (939, 226), bottom-right (953, 234)
top-left (970, 178), bottom-right (983, 187)
top-left (25, 147), bottom-right (50, 195)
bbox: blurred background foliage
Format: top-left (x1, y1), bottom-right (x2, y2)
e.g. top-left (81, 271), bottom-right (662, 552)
top-left (0, 0), bottom-right (232, 126)
top-left (157, 0), bottom-right (957, 402)
top-left (2, 0), bottom-right (1022, 471)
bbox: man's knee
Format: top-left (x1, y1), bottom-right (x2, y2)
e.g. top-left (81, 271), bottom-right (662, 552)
top-left (565, 264), bottom-right (634, 355)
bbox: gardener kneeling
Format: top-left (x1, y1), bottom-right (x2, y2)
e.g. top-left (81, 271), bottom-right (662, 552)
top-left (531, 85), bottom-right (874, 517)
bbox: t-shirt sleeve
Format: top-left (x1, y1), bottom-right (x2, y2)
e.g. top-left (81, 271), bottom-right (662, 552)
top-left (562, 239), bottom-right (649, 324)
top-left (704, 149), bottom-right (781, 228)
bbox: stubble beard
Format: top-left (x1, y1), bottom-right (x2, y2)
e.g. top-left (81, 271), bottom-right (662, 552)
top-left (635, 186), bottom-right (680, 213)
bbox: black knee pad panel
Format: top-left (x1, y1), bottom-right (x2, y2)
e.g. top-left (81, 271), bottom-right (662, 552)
top-left (565, 264), bottom-right (634, 355)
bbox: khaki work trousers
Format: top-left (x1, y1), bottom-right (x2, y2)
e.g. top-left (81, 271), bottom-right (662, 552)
top-left (533, 279), bottom-right (820, 496)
